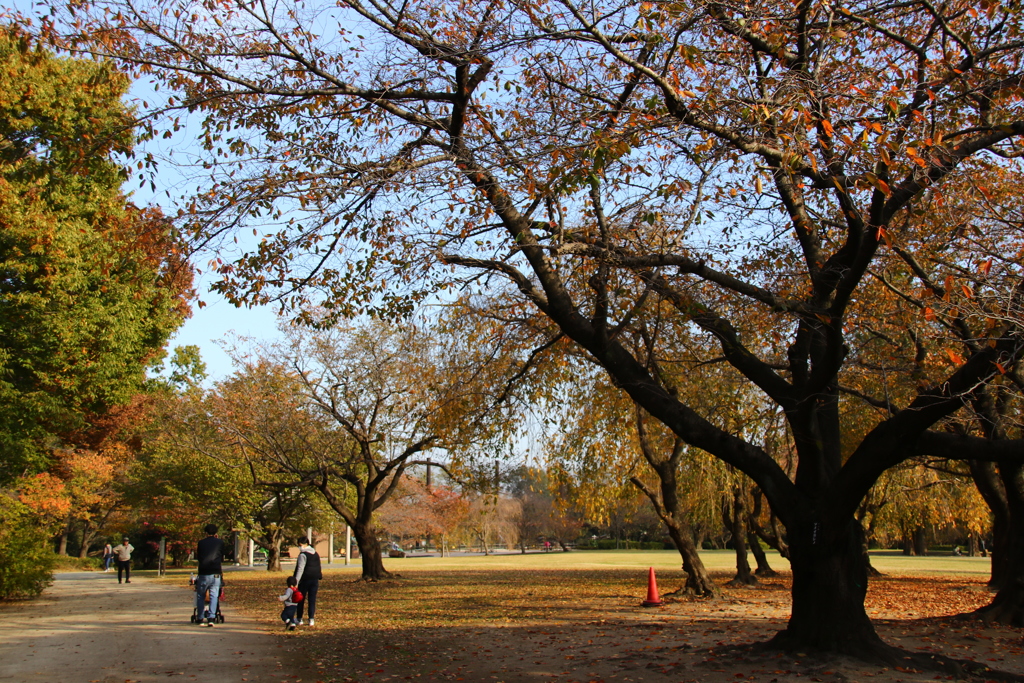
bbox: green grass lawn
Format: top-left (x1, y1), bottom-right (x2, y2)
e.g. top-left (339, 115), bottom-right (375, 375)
top-left (311, 548), bottom-right (992, 578)
top-left (133, 547), bottom-right (990, 582)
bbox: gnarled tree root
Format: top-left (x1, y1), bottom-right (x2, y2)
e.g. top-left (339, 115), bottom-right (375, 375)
top-left (725, 573), bottom-right (758, 588)
top-left (663, 584), bottom-right (719, 599)
top-left (965, 601), bottom-right (1024, 628)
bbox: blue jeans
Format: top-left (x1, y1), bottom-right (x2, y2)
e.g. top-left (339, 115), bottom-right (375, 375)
top-left (280, 604), bottom-right (297, 624)
top-left (195, 574), bottom-right (221, 620)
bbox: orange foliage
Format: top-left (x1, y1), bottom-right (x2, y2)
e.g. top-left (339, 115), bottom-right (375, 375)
top-left (18, 472), bottom-right (70, 520)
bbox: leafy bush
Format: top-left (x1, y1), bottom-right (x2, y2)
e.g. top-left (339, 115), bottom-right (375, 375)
top-left (50, 555), bottom-right (100, 572)
top-left (589, 539), bottom-right (669, 550)
top-left (0, 494), bottom-right (55, 599)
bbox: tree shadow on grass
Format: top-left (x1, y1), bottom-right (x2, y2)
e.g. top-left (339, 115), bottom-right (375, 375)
top-left (292, 614), bottom-right (1024, 683)
top-left (227, 568), bottom-right (1024, 682)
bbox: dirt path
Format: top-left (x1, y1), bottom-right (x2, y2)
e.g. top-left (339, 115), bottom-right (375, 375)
top-left (0, 571), bottom-right (314, 683)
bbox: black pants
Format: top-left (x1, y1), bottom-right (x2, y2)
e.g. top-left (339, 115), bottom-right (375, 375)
top-left (116, 559), bottom-right (131, 583)
top-left (296, 579), bottom-right (318, 621)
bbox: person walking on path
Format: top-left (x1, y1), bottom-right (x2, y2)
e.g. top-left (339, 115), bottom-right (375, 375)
top-left (102, 542), bottom-right (114, 572)
top-left (278, 576), bottom-right (301, 631)
top-left (0, 572), bottom-right (319, 682)
top-left (293, 536), bottom-right (322, 626)
top-left (195, 524), bottom-right (224, 627)
top-left (112, 537), bottom-right (134, 583)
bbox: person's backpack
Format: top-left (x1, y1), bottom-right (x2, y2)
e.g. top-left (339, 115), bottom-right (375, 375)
top-left (291, 587), bottom-right (304, 603)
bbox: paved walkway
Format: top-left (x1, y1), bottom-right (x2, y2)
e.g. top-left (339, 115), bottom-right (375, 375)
top-left (0, 572), bottom-right (310, 683)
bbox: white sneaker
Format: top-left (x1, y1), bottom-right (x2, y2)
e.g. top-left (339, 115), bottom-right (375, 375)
top-left (297, 619), bottom-right (304, 625)
top-left (308, 619), bottom-right (314, 626)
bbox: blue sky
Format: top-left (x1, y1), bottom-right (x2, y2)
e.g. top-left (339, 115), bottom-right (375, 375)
top-left (137, 146), bottom-right (284, 382)
top-left (125, 90), bottom-right (283, 383)
top-left (165, 281), bottom-right (281, 382)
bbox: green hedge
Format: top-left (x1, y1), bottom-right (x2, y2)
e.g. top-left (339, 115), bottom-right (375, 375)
top-left (50, 555), bottom-right (101, 572)
top-left (0, 494), bottom-right (55, 599)
top-left (582, 539), bottom-right (671, 550)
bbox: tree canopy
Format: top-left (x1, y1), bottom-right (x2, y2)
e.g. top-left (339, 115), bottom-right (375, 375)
top-left (0, 26), bottom-right (192, 482)
top-left (49, 0), bottom-right (1024, 662)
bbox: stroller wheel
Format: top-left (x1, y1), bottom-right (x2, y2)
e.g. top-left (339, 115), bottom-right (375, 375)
top-left (190, 614), bottom-right (196, 623)
top-left (217, 613), bottom-right (225, 623)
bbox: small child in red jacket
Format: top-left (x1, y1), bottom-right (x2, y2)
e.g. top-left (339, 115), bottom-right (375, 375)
top-left (278, 576), bottom-right (303, 630)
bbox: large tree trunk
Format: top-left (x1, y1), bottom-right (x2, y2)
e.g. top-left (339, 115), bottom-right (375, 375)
top-left (255, 527), bottom-right (286, 571)
top-left (266, 544), bottom-right (281, 571)
top-left (724, 487), bottom-right (756, 587)
top-left (769, 513), bottom-right (789, 558)
top-left (314, 475), bottom-right (390, 580)
top-left (748, 488), bottom-right (787, 572)
top-left (973, 462), bottom-right (1024, 625)
top-left (631, 412), bottom-right (718, 597)
top-left (970, 459), bottom-right (1010, 588)
top-left (77, 524), bottom-right (93, 559)
top-left (353, 520), bottom-right (389, 580)
top-left (771, 519), bottom-right (894, 662)
top-left (79, 520), bottom-right (103, 559)
top-left (662, 515), bottom-right (718, 597)
top-left (78, 507), bottom-right (115, 560)
top-left (748, 530), bottom-right (776, 577)
top-left (629, 478), bottom-right (717, 597)
top-left (859, 525), bottom-right (883, 577)
top-left (78, 535), bottom-right (94, 559)
top-left (912, 526), bottom-right (928, 556)
top-left (57, 516), bottom-right (73, 555)
top-left (854, 507), bottom-right (883, 577)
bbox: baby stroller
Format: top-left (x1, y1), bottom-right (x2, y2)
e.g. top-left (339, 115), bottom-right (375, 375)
top-left (189, 574), bottom-right (226, 624)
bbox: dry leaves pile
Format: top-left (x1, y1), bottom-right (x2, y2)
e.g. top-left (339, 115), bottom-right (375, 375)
top-left (224, 568), bottom-right (1024, 683)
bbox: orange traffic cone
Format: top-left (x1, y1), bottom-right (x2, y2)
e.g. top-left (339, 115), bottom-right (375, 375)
top-left (642, 566), bottom-right (663, 607)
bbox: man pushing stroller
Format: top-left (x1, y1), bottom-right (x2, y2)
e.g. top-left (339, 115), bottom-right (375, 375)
top-left (194, 524), bottom-right (224, 627)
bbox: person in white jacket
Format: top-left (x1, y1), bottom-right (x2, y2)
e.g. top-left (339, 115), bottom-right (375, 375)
top-left (112, 538), bottom-right (134, 584)
top-left (292, 536), bottom-right (322, 626)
